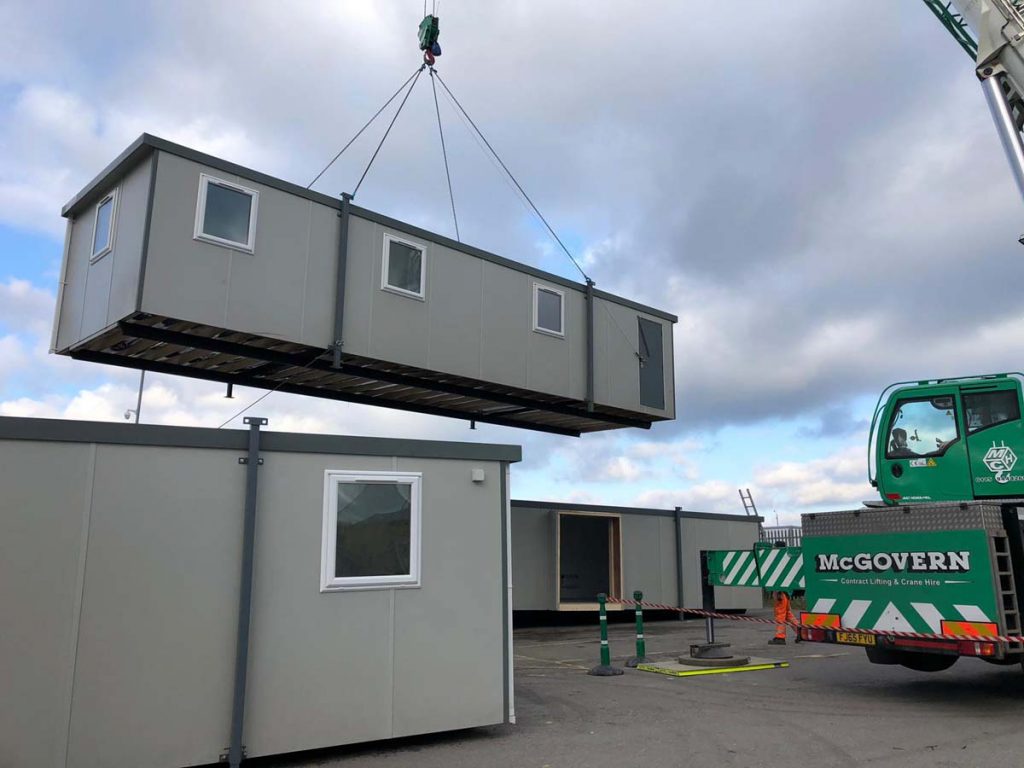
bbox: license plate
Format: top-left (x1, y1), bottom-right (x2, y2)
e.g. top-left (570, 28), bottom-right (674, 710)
top-left (836, 631), bottom-right (876, 646)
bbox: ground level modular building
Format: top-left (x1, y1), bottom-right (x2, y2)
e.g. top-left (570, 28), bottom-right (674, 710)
top-left (511, 501), bottom-right (762, 612)
top-left (0, 416), bottom-right (518, 768)
top-left (52, 134), bottom-right (676, 436)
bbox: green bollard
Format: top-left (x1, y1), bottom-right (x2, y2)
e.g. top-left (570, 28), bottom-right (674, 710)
top-left (588, 593), bottom-right (624, 676)
top-left (626, 590), bottom-right (651, 667)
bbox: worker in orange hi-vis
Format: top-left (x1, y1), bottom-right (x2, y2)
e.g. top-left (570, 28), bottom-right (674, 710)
top-left (768, 590), bottom-right (800, 645)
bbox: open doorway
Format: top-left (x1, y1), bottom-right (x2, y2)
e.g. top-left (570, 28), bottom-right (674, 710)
top-left (557, 512), bottom-right (622, 610)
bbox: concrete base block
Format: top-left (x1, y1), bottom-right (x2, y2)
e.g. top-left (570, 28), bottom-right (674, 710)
top-left (588, 664), bottom-right (624, 676)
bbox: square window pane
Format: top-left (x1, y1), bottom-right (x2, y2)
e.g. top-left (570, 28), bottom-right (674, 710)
top-left (387, 241), bottom-right (423, 294)
top-left (203, 182), bottom-right (252, 245)
top-left (335, 482), bottom-right (411, 578)
top-left (93, 197), bottom-right (113, 255)
top-left (536, 289), bottom-right (562, 333)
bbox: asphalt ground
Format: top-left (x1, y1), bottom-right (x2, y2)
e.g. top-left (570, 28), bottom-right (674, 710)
top-left (258, 610), bottom-right (1024, 768)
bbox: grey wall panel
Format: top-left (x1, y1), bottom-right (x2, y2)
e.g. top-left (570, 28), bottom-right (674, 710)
top-left (107, 158), bottom-right (155, 324)
top-left (480, 261), bottom-right (529, 389)
top-left (79, 239), bottom-right (114, 340)
top-left (510, 505), bottom-right (555, 610)
top-left (223, 192), bottom-right (311, 342)
top-left (659, 517), bottom-right (679, 605)
top-left (525, 281), bottom-right (582, 399)
top-left (336, 214), bottom-right (376, 356)
top-left (391, 458), bottom-right (504, 737)
top-left (300, 203), bottom-right (344, 348)
top-left (56, 160), bottom-right (150, 349)
top-left (593, 298), bottom-right (637, 413)
top-left (679, 518), bottom-right (761, 610)
top-left (423, 243), bottom-right (484, 380)
top-left (243, 452), bottom-right (396, 756)
top-left (367, 224), bottom-right (431, 368)
top-left (244, 453), bottom-right (506, 755)
top-left (593, 300), bottom-right (674, 419)
top-left (56, 217), bottom-right (89, 350)
top-left (621, 514), bottom-right (668, 602)
top-left (67, 445), bottom-right (242, 768)
top-left (0, 441), bottom-right (93, 768)
top-left (141, 153), bottom-right (232, 326)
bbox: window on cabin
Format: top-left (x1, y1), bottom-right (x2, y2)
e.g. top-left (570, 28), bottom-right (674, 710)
top-left (533, 284), bottom-right (564, 337)
top-left (91, 191), bottom-right (117, 261)
top-left (321, 471), bottom-right (421, 591)
top-left (382, 234), bottom-right (426, 298)
top-left (194, 174), bottom-right (258, 251)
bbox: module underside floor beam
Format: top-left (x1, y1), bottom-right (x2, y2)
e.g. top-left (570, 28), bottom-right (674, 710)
top-left (67, 314), bottom-right (658, 436)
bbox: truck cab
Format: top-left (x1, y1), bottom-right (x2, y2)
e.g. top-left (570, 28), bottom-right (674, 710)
top-left (871, 375), bottom-right (1024, 505)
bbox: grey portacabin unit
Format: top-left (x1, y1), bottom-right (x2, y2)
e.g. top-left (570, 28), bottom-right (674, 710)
top-left (0, 416), bottom-right (518, 768)
top-left (52, 135), bottom-right (677, 436)
top-left (510, 501), bottom-right (762, 612)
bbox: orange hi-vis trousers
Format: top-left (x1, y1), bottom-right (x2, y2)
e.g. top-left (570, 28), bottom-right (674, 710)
top-left (774, 592), bottom-right (796, 639)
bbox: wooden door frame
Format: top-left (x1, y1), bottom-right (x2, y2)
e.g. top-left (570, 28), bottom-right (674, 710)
top-left (554, 510), bottom-right (624, 611)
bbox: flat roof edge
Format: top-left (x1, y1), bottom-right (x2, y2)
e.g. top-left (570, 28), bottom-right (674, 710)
top-left (511, 498), bottom-right (761, 522)
top-left (0, 416), bottom-right (522, 463)
top-left (61, 134), bottom-right (677, 323)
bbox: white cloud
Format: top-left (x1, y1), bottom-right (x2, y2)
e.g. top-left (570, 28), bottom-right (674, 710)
top-left (634, 479), bottom-right (737, 514)
top-left (601, 456), bottom-right (643, 482)
top-left (0, 278), bottom-right (55, 337)
top-left (0, 335), bottom-right (30, 386)
top-left (751, 444), bottom-right (875, 522)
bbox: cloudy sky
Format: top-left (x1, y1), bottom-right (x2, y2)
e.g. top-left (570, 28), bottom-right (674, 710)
top-left (3, 1), bottom-right (1023, 523)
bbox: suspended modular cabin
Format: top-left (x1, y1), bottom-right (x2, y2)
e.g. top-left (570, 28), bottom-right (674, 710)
top-left (511, 500), bottom-right (762, 614)
top-left (0, 416), bottom-right (518, 768)
top-left (53, 135), bottom-right (677, 435)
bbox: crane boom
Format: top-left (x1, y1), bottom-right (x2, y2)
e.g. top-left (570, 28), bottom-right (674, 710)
top-left (931, 1), bottom-right (1024, 205)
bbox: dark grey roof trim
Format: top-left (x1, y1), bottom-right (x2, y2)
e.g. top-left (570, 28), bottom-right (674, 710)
top-left (61, 134), bottom-right (677, 323)
top-left (511, 498), bottom-right (761, 522)
top-left (0, 416), bottom-right (522, 463)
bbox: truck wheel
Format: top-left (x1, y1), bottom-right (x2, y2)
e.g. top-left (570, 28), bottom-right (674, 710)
top-left (897, 653), bottom-right (957, 672)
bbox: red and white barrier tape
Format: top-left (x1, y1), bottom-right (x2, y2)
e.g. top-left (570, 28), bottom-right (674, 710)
top-left (606, 596), bottom-right (1024, 645)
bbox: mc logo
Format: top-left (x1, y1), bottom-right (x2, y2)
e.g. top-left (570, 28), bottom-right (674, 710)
top-left (983, 441), bottom-right (1017, 484)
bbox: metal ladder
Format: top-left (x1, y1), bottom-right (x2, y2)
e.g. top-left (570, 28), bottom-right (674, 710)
top-left (994, 534), bottom-right (1023, 651)
top-left (739, 488), bottom-right (758, 517)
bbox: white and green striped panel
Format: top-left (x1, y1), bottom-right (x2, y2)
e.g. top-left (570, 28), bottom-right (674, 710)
top-left (807, 597), bottom-right (994, 633)
top-left (707, 547), bottom-right (805, 590)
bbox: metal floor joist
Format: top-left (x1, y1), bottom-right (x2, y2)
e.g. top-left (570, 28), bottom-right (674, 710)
top-left (70, 313), bottom-right (654, 436)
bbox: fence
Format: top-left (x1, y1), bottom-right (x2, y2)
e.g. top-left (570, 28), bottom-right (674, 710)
top-left (759, 525), bottom-right (801, 548)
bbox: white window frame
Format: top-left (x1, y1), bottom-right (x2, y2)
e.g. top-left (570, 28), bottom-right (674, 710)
top-left (89, 188), bottom-right (118, 263)
top-left (193, 173), bottom-right (259, 253)
top-left (532, 283), bottom-right (565, 338)
top-left (320, 469), bottom-right (422, 592)
top-left (381, 233), bottom-right (427, 300)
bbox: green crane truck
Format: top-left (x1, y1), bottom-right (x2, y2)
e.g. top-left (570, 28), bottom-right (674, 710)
top-left (797, 374), bottom-right (1024, 671)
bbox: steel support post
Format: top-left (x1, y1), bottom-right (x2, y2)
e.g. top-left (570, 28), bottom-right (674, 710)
top-left (700, 551), bottom-right (715, 644)
top-left (674, 506), bottom-right (685, 621)
top-left (625, 590), bottom-right (650, 667)
top-left (585, 278), bottom-right (595, 412)
top-left (226, 416), bottom-right (267, 768)
top-left (588, 593), bottom-right (623, 676)
top-left (332, 192), bottom-right (352, 368)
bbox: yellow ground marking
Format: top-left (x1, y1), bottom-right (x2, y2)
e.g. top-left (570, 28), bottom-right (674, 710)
top-left (636, 661), bottom-right (789, 677)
